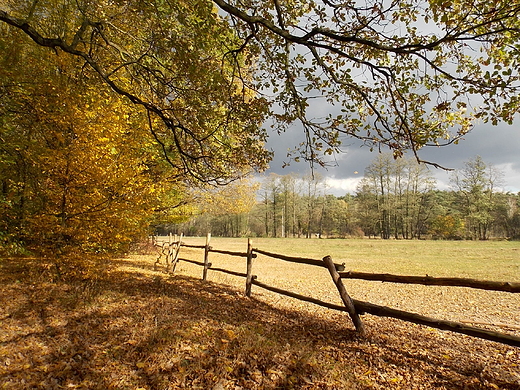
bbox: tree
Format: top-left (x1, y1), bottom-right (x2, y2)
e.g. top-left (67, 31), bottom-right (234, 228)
top-left (359, 153), bottom-right (394, 238)
top-left (354, 183), bottom-right (381, 238)
top-left (197, 178), bottom-right (259, 237)
top-left (499, 193), bottom-right (520, 239)
top-left (357, 153), bottom-right (436, 238)
top-left (278, 174), bottom-right (299, 238)
top-left (0, 30), bottom-right (187, 259)
top-left (257, 174), bottom-right (279, 237)
top-left (2, 0), bottom-right (520, 169)
top-left (399, 159), bottom-right (437, 239)
top-left (301, 173), bottom-right (325, 238)
top-left (209, 0), bottom-right (520, 166)
top-left (318, 195), bottom-right (350, 238)
top-left (450, 156), bottom-right (505, 239)
top-left (429, 214), bottom-right (466, 239)
top-left (0, 0), bottom-right (271, 184)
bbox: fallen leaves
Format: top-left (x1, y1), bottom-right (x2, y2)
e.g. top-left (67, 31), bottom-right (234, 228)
top-left (1, 255), bottom-right (519, 389)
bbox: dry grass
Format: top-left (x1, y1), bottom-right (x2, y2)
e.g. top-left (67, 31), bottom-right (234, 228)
top-left (173, 237), bottom-right (520, 328)
top-left (176, 237), bottom-right (520, 279)
top-left (1, 238), bottom-right (519, 389)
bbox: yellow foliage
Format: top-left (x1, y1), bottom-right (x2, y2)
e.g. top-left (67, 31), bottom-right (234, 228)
top-left (196, 178), bottom-right (259, 216)
top-left (0, 32), bottom-right (189, 256)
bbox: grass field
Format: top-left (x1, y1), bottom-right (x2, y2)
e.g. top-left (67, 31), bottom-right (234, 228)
top-left (174, 236), bottom-right (520, 280)
top-left (163, 236), bottom-right (519, 333)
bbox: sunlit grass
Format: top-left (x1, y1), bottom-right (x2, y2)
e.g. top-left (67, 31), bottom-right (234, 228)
top-left (173, 237), bottom-right (520, 344)
top-left (176, 237), bottom-right (520, 281)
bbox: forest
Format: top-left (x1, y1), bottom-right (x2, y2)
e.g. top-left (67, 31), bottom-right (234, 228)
top-left (0, 1), bottom-right (270, 259)
top-left (175, 155), bottom-right (520, 241)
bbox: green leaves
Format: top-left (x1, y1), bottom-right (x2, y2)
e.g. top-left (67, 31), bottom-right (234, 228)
top-left (209, 0), bottom-right (520, 166)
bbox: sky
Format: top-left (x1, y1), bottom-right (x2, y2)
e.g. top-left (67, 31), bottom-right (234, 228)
top-left (250, 5), bottom-right (520, 197)
top-left (263, 119), bottom-right (520, 196)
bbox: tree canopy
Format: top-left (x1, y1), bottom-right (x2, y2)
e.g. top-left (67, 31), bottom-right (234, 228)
top-left (2, 0), bottom-right (519, 169)
top-left (0, 0), bottom-right (271, 184)
top-left (0, 0), bottom-right (270, 258)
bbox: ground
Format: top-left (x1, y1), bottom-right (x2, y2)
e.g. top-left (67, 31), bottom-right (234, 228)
top-left (0, 246), bottom-right (519, 389)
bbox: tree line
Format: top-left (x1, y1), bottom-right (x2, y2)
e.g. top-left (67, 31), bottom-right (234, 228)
top-left (175, 155), bottom-right (520, 240)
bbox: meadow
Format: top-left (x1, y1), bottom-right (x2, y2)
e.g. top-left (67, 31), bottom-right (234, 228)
top-left (170, 236), bottom-right (520, 343)
top-left (174, 236), bottom-right (520, 280)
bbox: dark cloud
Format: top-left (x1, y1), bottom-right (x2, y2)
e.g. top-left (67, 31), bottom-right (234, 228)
top-left (264, 121), bottom-right (520, 195)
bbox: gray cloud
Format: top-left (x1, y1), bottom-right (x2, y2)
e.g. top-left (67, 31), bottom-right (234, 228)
top-left (264, 121), bottom-right (520, 195)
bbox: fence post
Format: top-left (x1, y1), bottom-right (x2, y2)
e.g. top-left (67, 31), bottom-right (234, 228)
top-left (164, 233), bottom-right (172, 267)
top-left (245, 238), bottom-right (254, 297)
top-left (203, 233), bottom-right (211, 281)
top-left (170, 233), bottom-right (183, 273)
top-left (323, 255), bottom-right (365, 334)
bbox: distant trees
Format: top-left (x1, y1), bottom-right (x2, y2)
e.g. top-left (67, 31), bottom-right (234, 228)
top-left (169, 178), bottom-right (258, 238)
top-left (179, 155), bottom-right (520, 240)
top-left (357, 154), bottom-right (436, 239)
top-left (450, 156), bottom-right (504, 240)
top-left (254, 173), bottom-right (310, 238)
top-left (199, 179), bottom-right (258, 237)
top-left (351, 155), bottom-right (518, 240)
top-left (182, 172), bottom-right (354, 238)
top-left (498, 193), bottom-right (520, 239)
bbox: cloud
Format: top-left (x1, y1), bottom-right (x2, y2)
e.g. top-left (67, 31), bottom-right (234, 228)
top-left (264, 120), bottom-right (520, 195)
top-left (325, 176), bottom-right (363, 196)
top-left (496, 163), bottom-right (520, 193)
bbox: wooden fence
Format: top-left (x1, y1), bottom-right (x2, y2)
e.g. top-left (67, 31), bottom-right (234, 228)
top-left (153, 234), bottom-right (520, 348)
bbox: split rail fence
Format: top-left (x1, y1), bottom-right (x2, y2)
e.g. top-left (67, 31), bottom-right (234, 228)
top-left (153, 234), bottom-right (520, 348)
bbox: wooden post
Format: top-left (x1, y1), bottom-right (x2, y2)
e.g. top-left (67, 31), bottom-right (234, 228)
top-left (163, 233), bottom-right (171, 268)
top-left (245, 238), bottom-right (254, 297)
top-left (171, 233), bottom-right (183, 273)
top-left (154, 242), bottom-right (165, 271)
top-left (203, 233), bottom-right (211, 280)
top-left (323, 255), bottom-right (365, 334)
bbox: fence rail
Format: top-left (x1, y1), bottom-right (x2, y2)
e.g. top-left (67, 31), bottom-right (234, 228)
top-left (153, 234), bottom-right (520, 348)
top-left (340, 271), bottom-right (520, 293)
top-left (252, 248), bottom-right (328, 268)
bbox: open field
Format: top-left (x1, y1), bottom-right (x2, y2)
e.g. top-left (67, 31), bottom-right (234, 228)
top-left (1, 238), bottom-right (519, 389)
top-left (169, 237), bottom-right (520, 332)
top-left (173, 237), bottom-right (520, 279)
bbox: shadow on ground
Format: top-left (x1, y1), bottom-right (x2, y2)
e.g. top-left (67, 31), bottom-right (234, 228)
top-left (0, 257), bottom-right (518, 389)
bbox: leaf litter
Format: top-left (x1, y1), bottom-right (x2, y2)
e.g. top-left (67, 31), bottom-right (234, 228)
top-left (0, 254), bottom-right (518, 389)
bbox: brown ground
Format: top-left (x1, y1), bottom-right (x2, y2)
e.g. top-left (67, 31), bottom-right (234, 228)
top-left (0, 250), bottom-right (519, 389)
